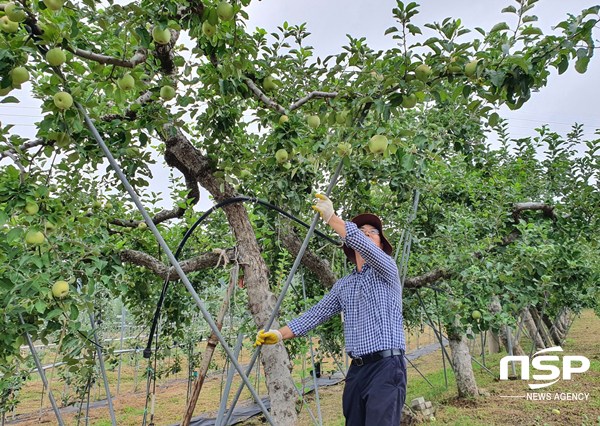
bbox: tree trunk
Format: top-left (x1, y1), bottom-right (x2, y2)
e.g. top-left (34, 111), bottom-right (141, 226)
top-left (489, 298), bottom-right (526, 356)
top-left (529, 307), bottom-right (553, 349)
top-left (163, 133), bottom-right (298, 425)
top-left (543, 308), bottom-right (567, 346)
top-left (522, 308), bottom-right (545, 351)
top-left (487, 328), bottom-right (501, 355)
top-left (447, 331), bottom-right (479, 398)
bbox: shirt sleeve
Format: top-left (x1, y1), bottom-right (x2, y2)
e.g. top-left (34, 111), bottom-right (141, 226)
top-left (342, 221), bottom-right (399, 285)
top-left (287, 285), bottom-right (342, 337)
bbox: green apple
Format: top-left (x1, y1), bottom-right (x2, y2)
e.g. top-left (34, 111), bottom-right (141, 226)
top-left (415, 64), bottom-right (431, 82)
top-left (52, 280), bottom-right (69, 298)
top-left (336, 110), bottom-right (349, 124)
top-left (471, 310), bottom-right (482, 320)
top-left (138, 222), bottom-right (147, 229)
top-left (402, 94), bottom-right (417, 108)
top-left (54, 91), bottom-right (73, 109)
top-left (43, 0), bottom-right (64, 11)
top-left (25, 230), bottom-right (45, 246)
top-left (202, 21), bottom-right (216, 37)
top-left (0, 16), bottom-right (19, 33)
top-left (306, 115), bottom-right (320, 128)
top-left (337, 142), bottom-right (352, 157)
top-left (105, 202), bottom-right (113, 209)
top-left (45, 221), bottom-right (57, 233)
top-left (46, 47), bottom-right (66, 66)
top-left (160, 85), bottom-right (176, 100)
top-left (118, 73), bottom-right (135, 91)
top-left (91, 200), bottom-right (102, 210)
top-left (263, 76), bottom-right (277, 92)
top-left (279, 115), bottom-right (289, 124)
top-left (24, 202), bottom-right (39, 215)
top-left (449, 57), bottom-right (462, 74)
top-left (465, 60), bottom-right (480, 78)
top-left (10, 67), bottom-right (29, 85)
top-left (55, 132), bottom-right (70, 148)
top-left (217, 1), bottom-right (234, 21)
top-left (240, 169), bottom-right (251, 178)
top-left (368, 135), bottom-right (388, 154)
top-left (275, 148), bottom-right (288, 163)
top-left (552, 409), bottom-right (560, 415)
top-left (152, 26), bottom-right (171, 44)
top-left (5, 2), bottom-right (26, 23)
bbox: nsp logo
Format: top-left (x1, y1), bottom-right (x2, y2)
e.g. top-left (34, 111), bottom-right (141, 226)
top-left (500, 346), bottom-right (590, 389)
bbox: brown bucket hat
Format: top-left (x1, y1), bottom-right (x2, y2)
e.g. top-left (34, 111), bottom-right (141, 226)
top-left (342, 213), bottom-right (393, 264)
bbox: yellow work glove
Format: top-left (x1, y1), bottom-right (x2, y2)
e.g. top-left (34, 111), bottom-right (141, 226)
top-left (312, 194), bottom-right (334, 224)
top-left (254, 329), bottom-right (283, 347)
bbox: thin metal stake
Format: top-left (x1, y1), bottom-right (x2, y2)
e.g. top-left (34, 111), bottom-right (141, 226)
top-left (223, 158), bottom-right (345, 426)
top-left (506, 325), bottom-right (516, 375)
top-left (18, 314), bottom-right (66, 426)
top-left (117, 306), bottom-right (126, 395)
top-left (289, 377), bottom-right (320, 426)
top-left (77, 103), bottom-right (276, 426)
top-left (87, 309), bottom-right (117, 426)
top-left (215, 332), bottom-right (244, 426)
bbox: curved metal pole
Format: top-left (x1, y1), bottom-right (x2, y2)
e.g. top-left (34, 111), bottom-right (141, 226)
top-left (77, 104), bottom-right (276, 426)
top-left (223, 158), bottom-right (345, 425)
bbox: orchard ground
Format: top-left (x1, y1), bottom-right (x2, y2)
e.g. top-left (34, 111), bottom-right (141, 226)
top-left (9, 310), bottom-right (600, 426)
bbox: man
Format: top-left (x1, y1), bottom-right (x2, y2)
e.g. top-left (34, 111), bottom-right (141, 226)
top-left (255, 194), bottom-right (407, 426)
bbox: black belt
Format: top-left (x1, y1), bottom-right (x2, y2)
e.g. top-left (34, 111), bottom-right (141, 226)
top-left (350, 348), bottom-right (404, 366)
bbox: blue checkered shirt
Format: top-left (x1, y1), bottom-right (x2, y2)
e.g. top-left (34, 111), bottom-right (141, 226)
top-left (288, 221), bottom-right (405, 357)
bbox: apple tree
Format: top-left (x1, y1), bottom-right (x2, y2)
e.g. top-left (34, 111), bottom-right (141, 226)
top-left (1, 0), bottom-right (599, 421)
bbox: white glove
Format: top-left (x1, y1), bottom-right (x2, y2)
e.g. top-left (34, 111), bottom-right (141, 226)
top-left (312, 194), bottom-right (334, 224)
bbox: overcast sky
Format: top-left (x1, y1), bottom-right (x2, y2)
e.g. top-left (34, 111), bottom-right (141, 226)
top-left (1, 0), bottom-right (598, 211)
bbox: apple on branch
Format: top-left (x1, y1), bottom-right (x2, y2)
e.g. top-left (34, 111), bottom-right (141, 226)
top-left (152, 26), bottom-right (171, 44)
top-left (275, 148), bottom-right (288, 163)
top-left (369, 135), bottom-right (388, 154)
top-left (52, 281), bottom-right (69, 298)
top-left (54, 91), bottom-right (73, 109)
top-left (217, 2), bottom-right (234, 21)
top-left (25, 230), bottom-right (45, 246)
top-left (43, 0), bottom-right (64, 11)
top-left (5, 2), bottom-right (27, 23)
top-left (10, 67), bottom-right (29, 85)
top-left (118, 74), bottom-right (135, 91)
top-left (46, 48), bottom-right (66, 66)
top-left (160, 85), bottom-right (176, 100)
top-left (306, 115), bottom-right (320, 128)
top-left (0, 16), bottom-right (19, 33)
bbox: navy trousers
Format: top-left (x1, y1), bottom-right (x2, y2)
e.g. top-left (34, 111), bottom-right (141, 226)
top-left (342, 355), bottom-right (407, 426)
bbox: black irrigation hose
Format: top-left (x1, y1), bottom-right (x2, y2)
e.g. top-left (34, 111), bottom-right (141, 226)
top-left (143, 196), bottom-right (343, 358)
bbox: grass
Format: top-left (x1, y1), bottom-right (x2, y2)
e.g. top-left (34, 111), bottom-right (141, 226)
top-left (6, 309), bottom-right (600, 426)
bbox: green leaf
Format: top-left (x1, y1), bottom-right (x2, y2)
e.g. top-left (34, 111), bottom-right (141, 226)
top-left (134, 27), bottom-right (151, 49)
top-left (0, 96), bottom-right (19, 104)
top-left (507, 55), bottom-right (529, 72)
top-left (501, 6), bottom-right (517, 13)
top-left (490, 22), bottom-right (510, 33)
top-left (489, 112), bottom-right (499, 127)
top-left (521, 26), bottom-right (543, 36)
top-left (6, 227), bottom-right (22, 243)
top-left (575, 56), bottom-right (589, 74)
top-left (384, 27), bottom-right (398, 35)
top-left (35, 299), bottom-right (46, 314)
top-left (557, 55), bottom-right (569, 75)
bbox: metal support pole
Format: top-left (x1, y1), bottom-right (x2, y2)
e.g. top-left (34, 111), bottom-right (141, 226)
top-left (404, 356), bottom-right (434, 388)
top-left (506, 325), bottom-right (516, 375)
top-left (18, 314), bottom-right (66, 426)
top-left (117, 306), bottom-right (126, 395)
top-left (223, 159), bottom-right (344, 425)
top-left (529, 298), bottom-right (548, 359)
top-left (77, 104), bottom-right (276, 426)
top-left (301, 266), bottom-right (323, 426)
top-left (289, 377), bottom-right (320, 426)
top-left (87, 310), bottom-right (117, 426)
top-left (215, 332), bottom-right (244, 426)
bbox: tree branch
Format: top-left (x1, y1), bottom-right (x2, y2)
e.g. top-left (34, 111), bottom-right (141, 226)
top-left (68, 47), bottom-right (148, 68)
top-left (512, 202), bottom-right (557, 221)
top-left (2, 151), bottom-right (26, 183)
top-left (279, 223), bottom-right (338, 288)
top-left (119, 247), bottom-right (237, 280)
top-left (153, 29), bottom-right (180, 75)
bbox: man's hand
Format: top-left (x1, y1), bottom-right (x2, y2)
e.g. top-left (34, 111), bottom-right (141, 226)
top-left (254, 329), bottom-right (283, 347)
top-left (312, 194), bottom-right (334, 224)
